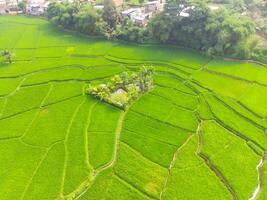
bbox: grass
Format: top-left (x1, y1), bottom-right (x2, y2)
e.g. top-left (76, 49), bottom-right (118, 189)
top-left (161, 135), bottom-right (233, 200)
top-left (0, 15), bottom-right (267, 200)
top-left (201, 121), bottom-right (261, 200)
top-left (0, 78), bottom-right (22, 96)
top-left (63, 99), bottom-right (94, 195)
top-left (114, 142), bottom-right (168, 199)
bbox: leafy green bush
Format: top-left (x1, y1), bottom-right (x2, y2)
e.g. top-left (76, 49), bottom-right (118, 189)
top-left (86, 66), bottom-right (154, 109)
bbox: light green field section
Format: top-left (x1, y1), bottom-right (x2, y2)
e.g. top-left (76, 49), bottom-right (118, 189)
top-left (206, 59), bottom-right (267, 85)
top-left (205, 94), bottom-right (267, 149)
top-left (22, 142), bottom-right (65, 200)
top-left (114, 142), bottom-right (168, 199)
top-left (109, 44), bottom-right (210, 69)
top-left (88, 102), bottom-right (122, 168)
top-left (0, 78), bottom-right (22, 96)
top-left (200, 121), bottom-right (261, 200)
top-left (0, 109), bottom-right (37, 139)
top-left (239, 84), bottom-right (267, 117)
top-left (0, 140), bottom-right (46, 200)
top-left (192, 70), bottom-right (251, 99)
top-left (161, 135), bottom-right (233, 200)
top-left (22, 96), bottom-right (84, 147)
top-left (63, 99), bottom-right (94, 195)
top-left (132, 93), bottom-right (198, 131)
top-left (0, 15), bottom-right (266, 200)
top-left (43, 81), bottom-right (85, 105)
top-left (1, 84), bottom-right (50, 118)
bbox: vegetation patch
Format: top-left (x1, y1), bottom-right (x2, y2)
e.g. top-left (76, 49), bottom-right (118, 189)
top-left (86, 66), bottom-right (154, 109)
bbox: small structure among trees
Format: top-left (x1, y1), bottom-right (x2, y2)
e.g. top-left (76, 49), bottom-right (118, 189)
top-left (1, 49), bottom-right (13, 64)
top-left (86, 66), bottom-right (154, 109)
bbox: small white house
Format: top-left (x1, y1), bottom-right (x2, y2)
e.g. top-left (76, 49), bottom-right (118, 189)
top-left (0, 0), bottom-right (6, 14)
top-left (27, 1), bottom-right (49, 15)
top-left (178, 5), bottom-right (194, 17)
top-left (27, 3), bottom-right (43, 15)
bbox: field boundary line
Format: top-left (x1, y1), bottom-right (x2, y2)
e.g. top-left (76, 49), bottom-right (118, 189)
top-left (20, 141), bottom-right (63, 200)
top-left (155, 83), bottom-right (197, 96)
top-left (0, 77), bottom-right (26, 118)
top-left (196, 120), bottom-right (239, 200)
top-left (114, 172), bottom-right (159, 200)
top-left (20, 83), bottom-right (53, 144)
top-left (160, 134), bottom-right (194, 199)
top-left (0, 135), bottom-right (21, 141)
top-left (105, 54), bottom-right (199, 71)
top-left (123, 128), bottom-right (179, 147)
top-left (150, 92), bottom-right (196, 112)
top-left (0, 95), bottom-right (82, 121)
top-left (71, 109), bottom-right (128, 199)
top-left (85, 102), bottom-right (98, 170)
top-left (60, 98), bottom-right (86, 196)
top-left (204, 95), bottom-right (266, 151)
top-left (131, 110), bottom-right (193, 133)
top-left (120, 140), bottom-right (168, 169)
top-left (213, 95), bottom-right (266, 130)
top-left (204, 69), bottom-right (267, 88)
top-left (96, 109), bottom-right (128, 173)
top-left (63, 101), bottom-right (98, 199)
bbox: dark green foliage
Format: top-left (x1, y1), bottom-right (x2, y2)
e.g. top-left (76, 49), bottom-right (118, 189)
top-left (149, 0), bottom-right (256, 57)
top-left (102, 0), bottom-right (119, 30)
top-left (18, 1), bottom-right (26, 12)
top-left (87, 66), bottom-right (154, 109)
top-left (115, 18), bottom-right (149, 43)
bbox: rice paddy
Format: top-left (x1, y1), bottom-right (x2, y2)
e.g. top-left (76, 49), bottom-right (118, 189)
top-left (0, 15), bottom-right (267, 200)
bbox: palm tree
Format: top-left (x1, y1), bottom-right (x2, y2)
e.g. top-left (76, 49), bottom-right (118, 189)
top-left (139, 66), bottom-right (154, 91)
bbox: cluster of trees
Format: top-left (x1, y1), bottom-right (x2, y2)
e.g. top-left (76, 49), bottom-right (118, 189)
top-left (47, 0), bottom-right (265, 60)
top-left (87, 66), bottom-right (154, 109)
top-left (1, 50), bottom-right (12, 64)
top-left (47, 0), bottom-right (147, 42)
top-left (150, 0), bottom-right (257, 58)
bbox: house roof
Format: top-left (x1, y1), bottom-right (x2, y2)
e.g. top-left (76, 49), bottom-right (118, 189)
top-left (94, 5), bottom-right (104, 9)
top-left (122, 8), bottom-right (138, 15)
top-left (144, 1), bottom-right (158, 5)
top-left (134, 13), bottom-right (149, 21)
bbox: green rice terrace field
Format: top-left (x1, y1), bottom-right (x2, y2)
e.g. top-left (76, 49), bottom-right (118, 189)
top-left (0, 16), bottom-right (267, 200)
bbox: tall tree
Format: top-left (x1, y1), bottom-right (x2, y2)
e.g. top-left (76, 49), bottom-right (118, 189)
top-left (102, 0), bottom-right (119, 29)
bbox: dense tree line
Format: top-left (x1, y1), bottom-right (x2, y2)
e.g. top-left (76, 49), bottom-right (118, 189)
top-left (47, 0), bottom-right (265, 60)
top-left (47, 0), bottom-right (147, 42)
top-left (150, 0), bottom-right (257, 57)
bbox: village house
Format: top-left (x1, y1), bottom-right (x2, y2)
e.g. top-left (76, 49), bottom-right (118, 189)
top-left (0, 0), bottom-right (6, 14)
top-left (26, 0), bottom-right (49, 15)
top-left (121, 0), bottom-right (163, 26)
